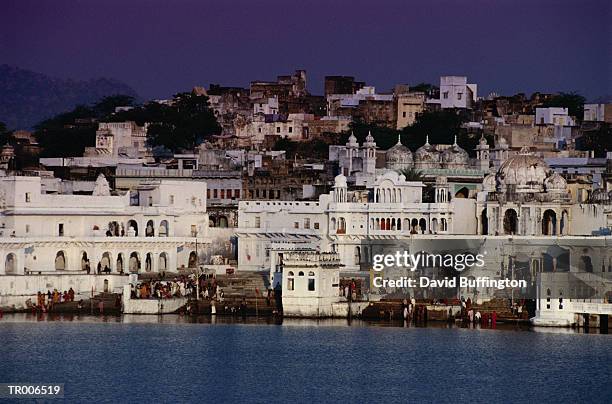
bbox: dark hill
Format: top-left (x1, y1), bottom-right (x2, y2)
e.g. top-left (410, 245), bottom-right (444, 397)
top-left (0, 64), bottom-right (138, 130)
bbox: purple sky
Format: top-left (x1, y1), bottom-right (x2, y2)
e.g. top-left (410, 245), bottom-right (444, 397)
top-left (2, 0), bottom-right (610, 101)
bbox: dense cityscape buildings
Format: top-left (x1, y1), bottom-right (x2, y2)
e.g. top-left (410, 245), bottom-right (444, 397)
top-left (0, 69), bottom-right (610, 326)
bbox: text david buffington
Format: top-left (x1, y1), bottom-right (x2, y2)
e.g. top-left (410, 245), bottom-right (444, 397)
top-left (371, 251), bottom-right (527, 290)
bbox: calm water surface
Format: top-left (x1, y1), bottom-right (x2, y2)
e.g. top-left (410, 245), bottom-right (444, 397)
top-left (0, 314), bottom-right (609, 403)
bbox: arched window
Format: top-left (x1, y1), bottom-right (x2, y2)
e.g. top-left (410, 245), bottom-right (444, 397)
top-left (480, 208), bottom-right (488, 235)
top-left (81, 252), bottom-right (88, 271)
top-left (542, 209), bottom-right (557, 235)
top-left (116, 253), bottom-right (124, 273)
top-left (218, 216), bottom-right (228, 228)
top-left (127, 220), bottom-right (139, 236)
top-left (287, 271), bottom-right (295, 291)
top-left (159, 220), bottom-right (169, 236)
top-left (55, 251), bottom-right (66, 271)
top-left (431, 218), bottom-right (438, 234)
top-left (419, 218), bottom-right (427, 233)
top-left (145, 220), bottom-right (155, 237)
top-left (101, 252), bottom-right (111, 273)
top-left (298, 271), bottom-right (304, 276)
top-left (158, 253), bottom-right (168, 271)
top-left (188, 251), bottom-right (198, 268)
top-left (397, 218), bottom-right (401, 231)
top-left (145, 253), bottom-right (153, 272)
top-left (503, 209), bottom-right (518, 235)
top-left (5, 253), bottom-right (16, 274)
top-left (129, 252), bottom-right (140, 273)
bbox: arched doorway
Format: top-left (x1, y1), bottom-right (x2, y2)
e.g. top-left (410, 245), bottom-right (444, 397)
top-left (218, 216), bottom-right (228, 228)
top-left (159, 220), bottom-right (169, 236)
top-left (188, 251), bottom-right (198, 268)
top-left (145, 253), bottom-right (152, 272)
top-left (419, 218), bottom-right (427, 234)
top-left (542, 209), bottom-right (557, 235)
top-left (354, 246), bottom-right (361, 265)
top-left (100, 252), bottom-right (111, 273)
top-left (116, 253), bottom-right (124, 273)
top-left (129, 252), bottom-right (140, 273)
top-left (481, 208), bottom-right (488, 235)
top-left (560, 210), bottom-right (569, 235)
top-left (158, 253), bottom-right (168, 272)
top-left (55, 251), bottom-right (66, 270)
top-left (145, 220), bottom-right (155, 237)
top-left (411, 218), bottom-right (418, 233)
top-left (5, 253), bottom-right (16, 274)
top-left (503, 209), bottom-right (518, 235)
top-left (431, 218), bottom-right (438, 234)
top-left (455, 187), bottom-right (469, 198)
top-left (81, 252), bottom-right (88, 271)
top-left (127, 220), bottom-right (138, 236)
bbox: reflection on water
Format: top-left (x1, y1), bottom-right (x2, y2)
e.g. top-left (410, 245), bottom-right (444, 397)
top-left (0, 313), bottom-right (605, 334)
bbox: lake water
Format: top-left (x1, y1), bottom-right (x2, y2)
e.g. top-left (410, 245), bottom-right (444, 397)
top-left (0, 314), bottom-right (609, 403)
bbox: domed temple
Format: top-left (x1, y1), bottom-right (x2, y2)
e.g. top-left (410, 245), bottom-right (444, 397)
top-left (477, 147), bottom-right (604, 236)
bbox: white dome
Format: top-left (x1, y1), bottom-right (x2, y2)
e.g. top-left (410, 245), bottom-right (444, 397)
top-left (441, 136), bottom-right (469, 168)
top-left (414, 136), bottom-right (440, 169)
top-left (385, 134), bottom-right (412, 170)
top-left (496, 148), bottom-right (550, 192)
top-left (544, 172), bottom-right (567, 193)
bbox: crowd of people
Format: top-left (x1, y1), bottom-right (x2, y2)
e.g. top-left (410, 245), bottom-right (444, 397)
top-left (130, 274), bottom-right (222, 300)
top-left (27, 288), bottom-right (77, 312)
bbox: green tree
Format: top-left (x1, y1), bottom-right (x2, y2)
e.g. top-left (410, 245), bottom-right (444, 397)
top-left (542, 92), bottom-right (586, 120)
top-left (398, 167), bottom-right (424, 181)
top-left (146, 92), bottom-right (221, 152)
top-left (340, 120), bottom-right (400, 150)
top-left (0, 121), bottom-right (11, 145)
top-left (272, 138), bottom-right (329, 160)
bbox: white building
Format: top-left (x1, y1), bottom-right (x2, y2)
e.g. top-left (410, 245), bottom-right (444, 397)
top-left (280, 251), bottom-right (342, 317)
top-left (236, 170), bottom-right (477, 273)
top-left (535, 107), bottom-right (575, 126)
top-left (583, 103), bottom-right (612, 123)
top-left (0, 175), bottom-right (210, 278)
top-left (439, 76), bottom-right (477, 109)
top-left (86, 122), bottom-right (150, 158)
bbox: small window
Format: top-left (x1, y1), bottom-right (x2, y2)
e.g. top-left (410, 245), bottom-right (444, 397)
top-left (169, 195), bottom-right (175, 204)
top-left (314, 222), bottom-right (320, 229)
top-left (213, 189), bottom-right (218, 198)
top-left (443, 91), bottom-right (449, 99)
top-left (58, 223), bottom-right (64, 237)
top-left (25, 224), bottom-right (30, 233)
top-left (402, 111), bottom-right (406, 118)
top-left (235, 189), bottom-right (240, 198)
top-left (288, 127), bottom-right (293, 133)
top-left (25, 193), bottom-right (31, 203)
top-left (148, 196), bottom-right (153, 206)
top-left (294, 222), bottom-right (299, 229)
top-left (308, 278), bottom-right (315, 291)
top-left (258, 128), bottom-right (262, 133)
top-left (276, 127), bottom-right (281, 133)
top-left (191, 225), bottom-right (197, 237)
top-left (255, 217), bottom-right (261, 228)
top-left (287, 278), bottom-right (294, 291)
top-left (457, 93), bottom-right (462, 100)
top-left (304, 218), bottom-right (310, 229)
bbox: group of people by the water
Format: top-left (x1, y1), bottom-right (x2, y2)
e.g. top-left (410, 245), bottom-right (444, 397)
top-left (340, 279), bottom-right (361, 301)
top-left (28, 288), bottom-right (76, 312)
top-left (131, 274), bottom-right (221, 301)
top-left (461, 297), bottom-right (497, 327)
